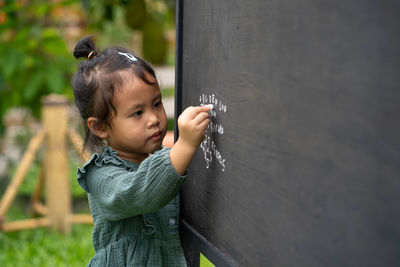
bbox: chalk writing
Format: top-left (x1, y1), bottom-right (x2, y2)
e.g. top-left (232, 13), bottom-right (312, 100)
top-left (199, 93), bottom-right (227, 171)
top-left (200, 136), bottom-right (226, 171)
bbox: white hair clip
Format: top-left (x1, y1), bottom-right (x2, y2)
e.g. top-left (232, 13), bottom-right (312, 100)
top-left (117, 51), bottom-right (138, 62)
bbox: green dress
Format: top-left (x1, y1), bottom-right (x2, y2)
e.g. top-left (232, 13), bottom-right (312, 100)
top-left (77, 146), bottom-right (188, 266)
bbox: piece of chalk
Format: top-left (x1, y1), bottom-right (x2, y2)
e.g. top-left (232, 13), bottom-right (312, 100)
top-left (200, 104), bottom-right (214, 117)
top-left (203, 104), bottom-right (214, 116)
top-left (201, 104), bottom-right (214, 110)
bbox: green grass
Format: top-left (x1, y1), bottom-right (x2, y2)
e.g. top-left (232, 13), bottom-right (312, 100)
top-left (0, 224), bottom-right (94, 266)
top-left (0, 198), bottom-right (94, 266)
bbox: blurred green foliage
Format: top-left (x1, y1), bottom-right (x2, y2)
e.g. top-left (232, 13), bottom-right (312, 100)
top-left (0, 0), bottom-right (77, 132)
top-left (142, 16), bottom-right (167, 64)
top-left (124, 0), bottom-right (147, 29)
top-left (85, 0), bottom-right (175, 64)
top-left (0, 0), bottom-right (175, 133)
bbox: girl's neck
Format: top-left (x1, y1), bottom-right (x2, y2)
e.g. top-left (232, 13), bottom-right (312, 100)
top-left (113, 148), bottom-right (149, 164)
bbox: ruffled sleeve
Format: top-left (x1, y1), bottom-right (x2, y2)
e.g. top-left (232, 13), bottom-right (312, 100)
top-left (77, 146), bottom-right (187, 221)
top-left (77, 147), bottom-right (136, 193)
top-left (76, 153), bottom-right (97, 193)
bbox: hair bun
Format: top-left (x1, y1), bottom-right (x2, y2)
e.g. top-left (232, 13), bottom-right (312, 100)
top-left (73, 35), bottom-right (97, 59)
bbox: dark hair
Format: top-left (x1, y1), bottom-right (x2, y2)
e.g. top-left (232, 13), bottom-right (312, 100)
top-left (72, 35), bottom-right (157, 154)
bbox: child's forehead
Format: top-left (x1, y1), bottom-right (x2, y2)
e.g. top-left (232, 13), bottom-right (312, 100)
top-left (118, 69), bottom-right (157, 85)
top-left (115, 70), bottom-right (160, 99)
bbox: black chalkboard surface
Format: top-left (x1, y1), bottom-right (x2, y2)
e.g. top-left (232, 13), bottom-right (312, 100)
top-left (175, 1), bottom-right (400, 266)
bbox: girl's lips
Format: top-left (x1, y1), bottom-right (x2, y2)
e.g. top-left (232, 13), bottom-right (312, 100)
top-left (149, 131), bottom-right (162, 141)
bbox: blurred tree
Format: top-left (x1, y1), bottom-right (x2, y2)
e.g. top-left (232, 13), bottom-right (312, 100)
top-left (124, 0), bottom-right (146, 30)
top-left (0, 0), bottom-right (77, 132)
top-left (133, 0), bottom-right (175, 64)
top-left (142, 16), bottom-right (166, 64)
top-left (0, 0), bottom-right (176, 133)
top-left (84, 0), bottom-right (175, 64)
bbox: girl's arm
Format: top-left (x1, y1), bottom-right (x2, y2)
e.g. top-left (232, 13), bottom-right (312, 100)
top-left (86, 150), bottom-right (187, 220)
top-left (169, 106), bottom-right (211, 175)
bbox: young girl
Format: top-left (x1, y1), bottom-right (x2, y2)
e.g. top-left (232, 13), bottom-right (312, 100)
top-left (72, 36), bottom-right (210, 266)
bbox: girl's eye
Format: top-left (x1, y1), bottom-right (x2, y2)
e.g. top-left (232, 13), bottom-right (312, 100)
top-left (154, 101), bottom-right (162, 107)
top-left (133, 110), bottom-right (143, 117)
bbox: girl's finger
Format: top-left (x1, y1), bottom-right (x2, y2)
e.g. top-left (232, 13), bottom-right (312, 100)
top-left (198, 117), bottom-right (211, 130)
top-left (193, 111), bottom-right (210, 124)
top-left (186, 105), bottom-right (211, 117)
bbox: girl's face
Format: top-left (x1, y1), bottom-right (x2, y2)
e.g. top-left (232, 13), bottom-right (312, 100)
top-left (105, 71), bottom-right (167, 163)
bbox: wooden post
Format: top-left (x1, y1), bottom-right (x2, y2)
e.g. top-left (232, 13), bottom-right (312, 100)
top-left (2, 218), bottom-right (51, 232)
top-left (0, 129), bottom-right (45, 218)
top-left (30, 163), bottom-right (48, 216)
top-left (42, 95), bottom-right (71, 234)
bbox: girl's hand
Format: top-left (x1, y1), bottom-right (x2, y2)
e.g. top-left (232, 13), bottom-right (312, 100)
top-left (177, 106), bottom-right (211, 149)
top-left (169, 106), bottom-right (211, 175)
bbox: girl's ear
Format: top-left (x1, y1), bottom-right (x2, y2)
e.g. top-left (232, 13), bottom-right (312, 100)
top-left (87, 117), bottom-right (108, 139)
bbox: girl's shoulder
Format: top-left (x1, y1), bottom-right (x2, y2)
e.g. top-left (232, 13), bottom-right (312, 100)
top-left (76, 146), bottom-right (171, 192)
top-left (76, 146), bottom-right (138, 192)
top-left (80, 146), bottom-right (138, 172)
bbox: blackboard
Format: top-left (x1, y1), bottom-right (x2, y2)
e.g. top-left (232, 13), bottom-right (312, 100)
top-left (175, 1), bottom-right (400, 266)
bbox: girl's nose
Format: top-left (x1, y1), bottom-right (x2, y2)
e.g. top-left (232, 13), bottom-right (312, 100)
top-left (147, 111), bottom-right (160, 128)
